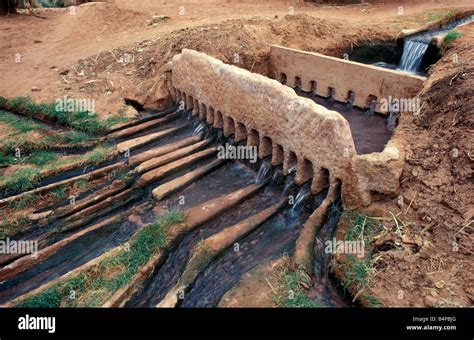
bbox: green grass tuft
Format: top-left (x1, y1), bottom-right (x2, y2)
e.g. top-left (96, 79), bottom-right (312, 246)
top-left (0, 111), bottom-right (42, 134)
top-left (29, 151), bottom-right (58, 167)
top-left (83, 147), bottom-right (110, 165)
top-left (444, 30), bottom-right (462, 44)
top-left (58, 131), bottom-right (91, 144)
top-left (50, 186), bottom-right (67, 200)
top-left (273, 260), bottom-right (323, 308)
top-left (0, 168), bottom-right (41, 195)
top-left (16, 210), bottom-right (185, 308)
top-left (2, 96), bottom-right (133, 134)
top-left (9, 193), bottom-right (41, 209)
top-left (331, 211), bottom-right (385, 306)
top-left (102, 115), bottom-right (131, 130)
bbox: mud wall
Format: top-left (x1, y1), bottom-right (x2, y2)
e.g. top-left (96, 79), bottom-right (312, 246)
top-left (170, 49), bottom-right (373, 206)
top-left (170, 49), bottom-right (410, 207)
top-left (269, 45), bottom-right (425, 114)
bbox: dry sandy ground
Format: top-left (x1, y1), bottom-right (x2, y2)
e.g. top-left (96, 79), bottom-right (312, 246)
top-left (1, 1), bottom-right (473, 116)
top-left (0, 0), bottom-right (472, 307)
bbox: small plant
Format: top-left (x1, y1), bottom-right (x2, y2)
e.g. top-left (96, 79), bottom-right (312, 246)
top-left (444, 30), bottom-right (462, 44)
top-left (330, 211), bottom-right (385, 307)
top-left (109, 169), bottom-right (130, 181)
top-left (0, 168), bottom-right (41, 195)
top-left (0, 216), bottom-right (32, 239)
top-left (59, 131), bottom-right (90, 144)
top-left (9, 193), bottom-right (41, 209)
top-left (83, 146), bottom-right (110, 165)
top-left (3, 96), bottom-right (103, 135)
top-left (273, 257), bottom-right (323, 308)
top-left (102, 114), bottom-right (131, 130)
top-left (0, 111), bottom-right (42, 134)
top-left (29, 151), bottom-right (58, 166)
top-left (50, 186), bottom-right (67, 200)
top-left (0, 153), bottom-right (18, 166)
top-left (73, 179), bottom-right (89, 190)
top-left (16, 210), bottom-right (185, 307)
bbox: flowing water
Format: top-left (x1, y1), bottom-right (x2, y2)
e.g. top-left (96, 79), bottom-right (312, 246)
top-left (310, 201), bottom-right (347, 307)
top-left (398, 14), bottom-right (474, 73)
top-left (1, 100), bottom-right (352, 308)
top-left (255, 160), bottom-right (272, 184)
top-left (180, 206), bottom-right (307, 307)
top-left (398, 40), bottom-right (429, 73)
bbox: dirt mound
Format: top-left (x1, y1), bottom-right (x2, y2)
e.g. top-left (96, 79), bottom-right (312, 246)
top-left (358, 26), bottom-right (473, 307)
top-left (63, 13), bottom-right (396, 117)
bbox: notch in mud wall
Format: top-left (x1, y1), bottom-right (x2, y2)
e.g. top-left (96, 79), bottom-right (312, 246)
top-left (327, 87), bottom-right (336, 102)
top-left (214, 111), bottom-right (223, 128)
top-left (193, 99), bottom-right (200, 116)
top-left (280, 73), bottom-right (287, 85)
top-left (223, 116), bottom-right (235, 137)
top-left (186, 95), bottom-right (194, 112)
top-left (366, 95), bottom-right (377, 116)
top-left (207, 107), bottom-right (215, 125)
top-left (247, 129), bottom-right (259, 148)
top-left (294, 76), bottom-right (302, 90)
top-left (272, 143), bottom-right (284, 166)
top-left (311, 167), bottom-right (330, 194)
top-left (235, 122), bottom-right (247, 142)
top-left (346, 90), bottom-right (355, 109)
top-left (309, 80), bottom-right (317, 96)
top-left (199, 103), bottom-right (207, 120)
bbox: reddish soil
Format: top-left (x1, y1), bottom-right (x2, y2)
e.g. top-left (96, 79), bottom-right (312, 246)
top-left (0, 0), bottom-right (473, 307)
top-left (368, 24), bottom-right (473, 307)
top-left (1, 1), bottom-right (472, 117)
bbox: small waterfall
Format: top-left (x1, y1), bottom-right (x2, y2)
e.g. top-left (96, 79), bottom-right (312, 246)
top-left (282, 173), bottom-right (296, 197)
top-left (290, 184), bottom-right (311, 216)
top-left (184, 110), bottom-right (193, 121)
top-left (287, 164), bottom-right (296, 174)
top-left (270, 168), bottom-right (283, 186)
top-left (255, 161), bottom-right (272, 184)
top-left (365, 98), bottom-right (377, 116)
top-left (193, 122), bottom-right (208, 136)
top-left (398, 40), bottom-right (429, 73)
top-left (386, 110), bottom-right (399, 131)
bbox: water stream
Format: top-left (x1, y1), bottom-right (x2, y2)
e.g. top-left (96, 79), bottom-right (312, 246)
top-left (398, 14), bottom-right (474, 73)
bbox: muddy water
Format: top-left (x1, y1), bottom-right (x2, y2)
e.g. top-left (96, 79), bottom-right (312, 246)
top-left (180, 206), bottom-right (307, 307)
top-left (161, 161), bottom-right (255, 210)
top-left (0, 118), bottom-right (200, 253)
top-left (309, 201), bottom-right (347, 307)
top-left (2, 108), bottom-right (185, 194)
top-left (0, 217), bottom-right (144, 303)
top-left (0, 156), bottom-right (251, 304)
top-left (1, 104), bottom-right (351, 307)
top-left (296, 89), bottom-right (392, 154)
top-left (129, 163), bottom-right (272, 307)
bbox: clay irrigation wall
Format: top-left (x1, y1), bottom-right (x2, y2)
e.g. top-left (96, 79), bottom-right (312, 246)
top-left (269, 45), bottom-right (426, 114)
top-left (169, 49), bottom-right (413, 207)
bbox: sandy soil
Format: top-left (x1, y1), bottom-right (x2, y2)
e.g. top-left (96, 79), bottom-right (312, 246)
top-left (1, 1), bottom-right (473, 117)
top-left (0, 0), bottom-right (472, 307)
top-left (370, 23), bottom-right (473, 307)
